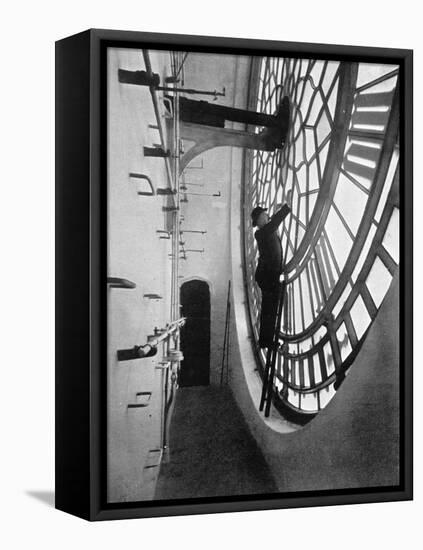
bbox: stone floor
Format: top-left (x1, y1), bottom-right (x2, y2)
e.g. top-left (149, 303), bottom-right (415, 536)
top-left (154, 385), bottom-right (278, 500)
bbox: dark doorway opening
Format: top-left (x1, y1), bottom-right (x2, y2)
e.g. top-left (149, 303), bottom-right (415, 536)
top-left (179, 280), bottom-right (210, 386)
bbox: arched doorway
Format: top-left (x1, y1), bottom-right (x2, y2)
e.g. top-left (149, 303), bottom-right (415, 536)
top-left (179, 280), bottom-right (210, 386)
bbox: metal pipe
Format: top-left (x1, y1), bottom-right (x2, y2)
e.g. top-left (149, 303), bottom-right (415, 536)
top-left (116, 318), bottom-right (186, 362)
top-left (156, 86), bottom-right (225, 98)
top-left (148, 318), bottom-right (186, 347)
top-left (182, 191), bottom-right (221, 197)
top-left (141, 51), bottom-right (175, 202)
top-left (180, 182), bottom-right (204, 187)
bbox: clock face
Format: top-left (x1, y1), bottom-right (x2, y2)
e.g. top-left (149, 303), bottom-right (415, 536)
top-left (243, 57), bottom-right (400, 420)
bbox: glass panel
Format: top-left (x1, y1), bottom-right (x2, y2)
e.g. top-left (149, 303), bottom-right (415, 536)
top-left (342, 145), bottom-right (377, 189)
top-left (359, 74), bottom-right (397, 95)
top-left (304, 264), bottom-right (318, 319)
top-left (287, 388), bottom-right (300, 409)
top-left (298, 337), bottom-right (314, 354)
top-left (382, 207), bottom-right (400, 264)
top-left (303, 360), bottom-right (311, 387)
top-left (275, 377), bottom-right (283, 392)
top-left (308, 258), bottom-right (322, 315)
top-left (325, 206), bottom-right (353, 272)
top-left (300, 272), bottom-right (314, 328)
top-left (351, 222), bottom-right (377, 282)
top-left (314, 325), bottom-right (326, 342)
top-left (294, 360), bottom-right (301, 386)
top-left (316, 241), bottom-right (331, 295)
top-left (296, 224), bottom-right (305, 248)
top-left (316, 110), bottom-right (331, 146)
top-left (310, 60), bottom-right (325, 85)
top-left (366, 256), bottom-right (393, 309)
top-left (297, 164), bottom-right (308, 193)
top-left (318, 139), bottom-right (330, 171)
top-left (343, 159), bottom-right (374, 189)
top-left (321, 62), bottom-right (339, 95)
top-left (288, 284), bottom-right (294, 334)
top-left (288, 343), bottom-right (299, 355)
top-left (284, 358), bottom-right (292, 382)
top-left (350, 294), bottom-right (372, 339)
top-left (356, 64), bottom-right (398, 89)
top-left (300, 392), bottom-right (319, 412)
top-left (319, 383), bottom-right (336, 408)
top-left (323, 340), bottom-right (335, 375)
top-left (375, 148), bottom-right (399, 222)
top-left (333, 172), bottom-right (369, 236)
top-left (332, 281), bottom-right (353, 318)
top-left (312, 353), bottom-right (322, 384)
top-left (299, 80), bottom-right (314, 119)
top-left (326, 80), bottom-right (339, 120)
top-left (299, 195), bottom-right (307, 225)
top-left (309, 159), bottom-right (319, 190)
top-left (305, 127), bottom-right (316, 162)
top-left (293, 278), bottom-right (304, 333)
top-left (299, 59), bottom-right (309, 79)
top-left (347, 137), bottom-right (381, 151)
top-left (307, 92), bottom-right (324, 126)
top-left (336, 322), bottom-right (353, 362)
top-left (308, 192), bottom-right (318, 216)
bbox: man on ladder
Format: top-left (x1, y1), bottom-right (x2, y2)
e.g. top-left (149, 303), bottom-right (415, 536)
top-left (251, 195), bottom-right (292, 416)
top-left (251, 196), bottom-right (291, 349)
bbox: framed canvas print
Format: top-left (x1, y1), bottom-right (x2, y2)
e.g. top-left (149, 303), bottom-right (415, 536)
top-left (55, 28), bottom-right (413, 521)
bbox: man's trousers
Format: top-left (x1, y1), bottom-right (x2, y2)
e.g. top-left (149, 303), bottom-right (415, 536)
top-left (258, 285), bottom-right (280, 348)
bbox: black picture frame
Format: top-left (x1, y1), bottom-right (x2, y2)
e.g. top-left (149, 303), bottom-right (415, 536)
top-left (55, 28), bottom-right (413, 521)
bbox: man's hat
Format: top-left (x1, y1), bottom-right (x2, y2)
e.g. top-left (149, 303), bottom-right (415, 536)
top-left (251, 206), bottom-right (268, 227)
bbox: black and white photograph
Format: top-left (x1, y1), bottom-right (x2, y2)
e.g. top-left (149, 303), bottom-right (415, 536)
top-left (2, 0), bottom-right (421, 544)
top-left (106, 46), bottom-right (403, 504)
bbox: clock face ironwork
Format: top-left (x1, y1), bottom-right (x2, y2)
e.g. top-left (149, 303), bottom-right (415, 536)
top-left (243, 57), bottom-right (400, 420)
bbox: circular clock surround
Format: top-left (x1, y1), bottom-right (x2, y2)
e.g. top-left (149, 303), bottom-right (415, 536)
top-left (242, 56), bottom-right (400, 423)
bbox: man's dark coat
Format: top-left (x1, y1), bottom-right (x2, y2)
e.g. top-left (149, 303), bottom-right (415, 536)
top-left (254, 204), bottom-right (291, 347)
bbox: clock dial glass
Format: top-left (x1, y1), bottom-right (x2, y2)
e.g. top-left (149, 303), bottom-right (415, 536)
top-left (243, 57), bottom-right (400, 419)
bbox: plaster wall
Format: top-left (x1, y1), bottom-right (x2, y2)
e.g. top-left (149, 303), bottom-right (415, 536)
top-left (107, 48), bottom-right (174, 502)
